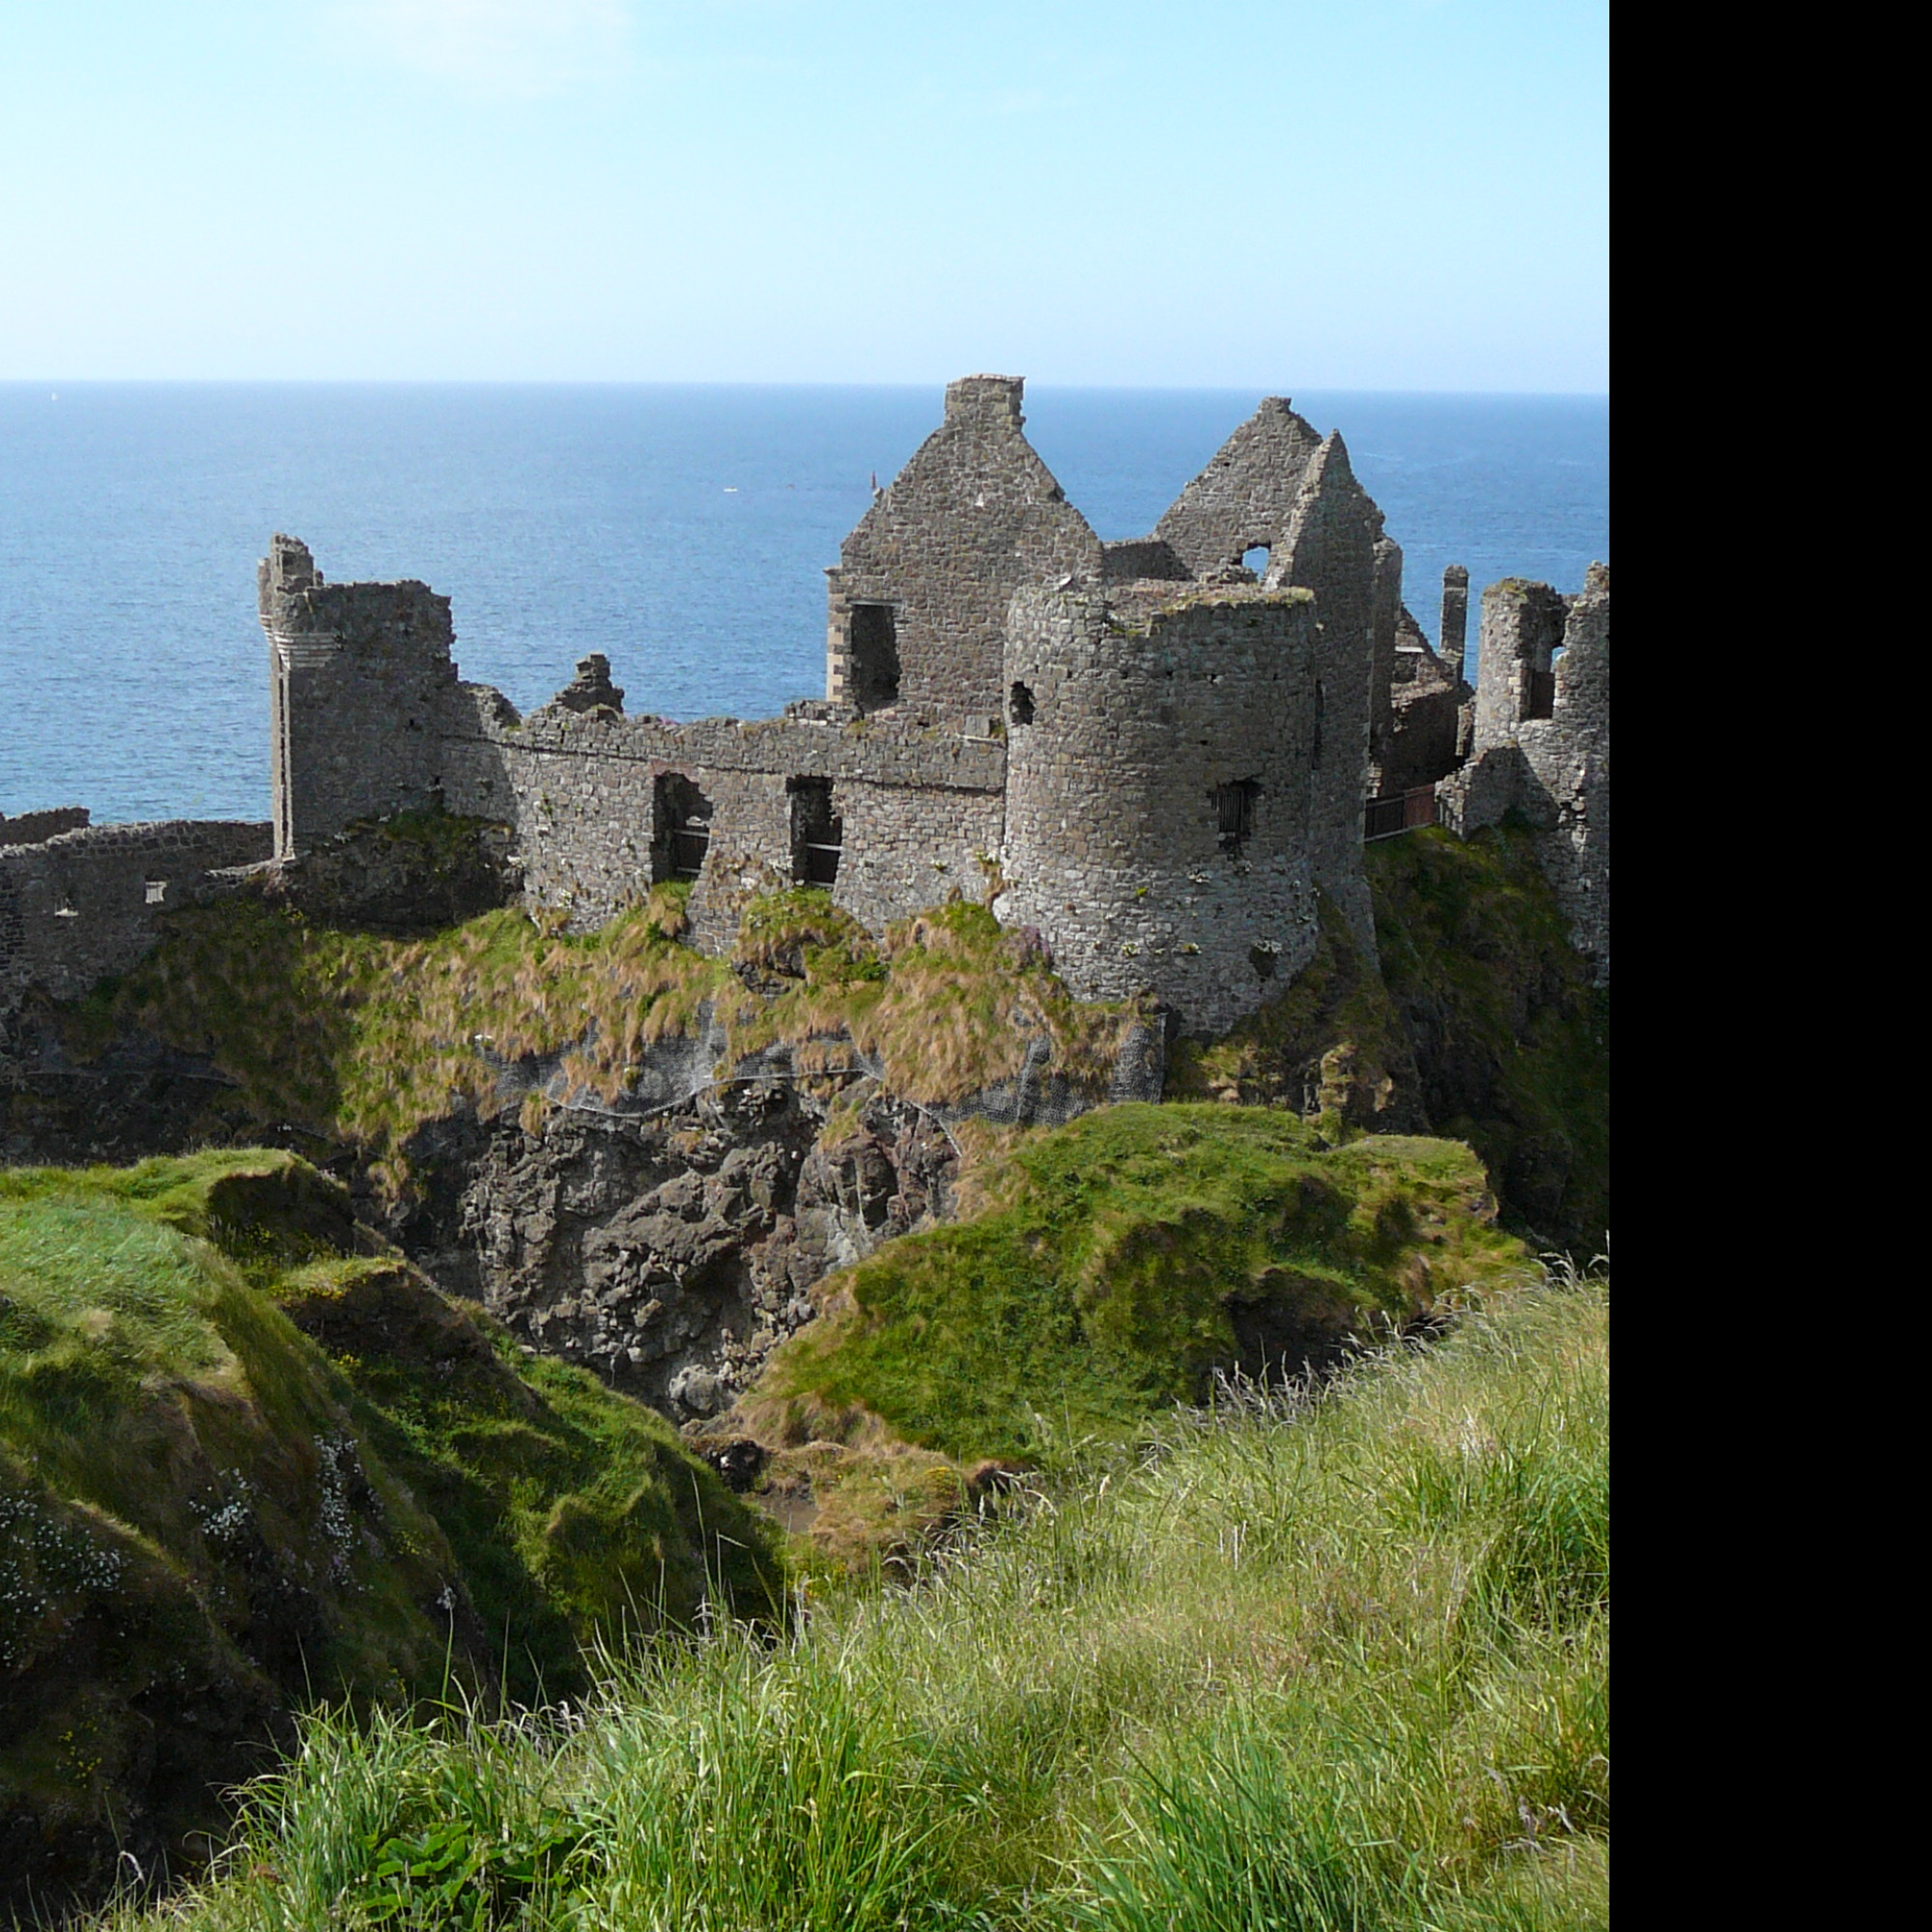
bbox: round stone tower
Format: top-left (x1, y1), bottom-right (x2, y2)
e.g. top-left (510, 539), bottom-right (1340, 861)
top-left (995, 583), bottom-right (1326, 1037)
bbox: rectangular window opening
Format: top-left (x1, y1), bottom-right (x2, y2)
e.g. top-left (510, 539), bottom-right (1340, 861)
top-left (653, 773), bottom-right (714, 883)
top-left (789, 777), bottom-right (842, 887)
top-left (1214, 780), bottom-right (1260, 857)
top-left (145, 879), bottom-right (168, 905)
top-left (848, 604), bottom-right (900, 712)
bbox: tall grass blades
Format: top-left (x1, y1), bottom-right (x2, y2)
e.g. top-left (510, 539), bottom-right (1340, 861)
top-left (95, 1278), bottom-right (1605, 1932)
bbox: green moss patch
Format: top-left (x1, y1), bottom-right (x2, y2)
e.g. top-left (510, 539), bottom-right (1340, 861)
top-left (752, 1103), bottom-right (1525, 1464)
top-left (1166, 893), bottom-right (1423, 1133)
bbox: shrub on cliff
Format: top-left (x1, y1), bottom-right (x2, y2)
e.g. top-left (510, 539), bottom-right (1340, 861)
top-left (0, 1151), bottom-right (784, 1914)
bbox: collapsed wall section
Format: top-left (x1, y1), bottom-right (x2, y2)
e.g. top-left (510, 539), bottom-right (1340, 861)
top-left (1438, 568), bottom-right (1610, 982)
top-left (996, 585), bottom-right (1322, 1037)
top-left (825, 376), bottom-right (1101, 727)
top-left (437, 691), bottom-right (1007, 952)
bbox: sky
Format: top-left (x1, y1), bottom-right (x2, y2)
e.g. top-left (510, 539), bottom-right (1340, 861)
top-left (0, 3), bottom-right (1607, 390)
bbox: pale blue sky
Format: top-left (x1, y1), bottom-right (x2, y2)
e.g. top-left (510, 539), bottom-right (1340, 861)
top-left (0, 3), bottom-right (1607, 388)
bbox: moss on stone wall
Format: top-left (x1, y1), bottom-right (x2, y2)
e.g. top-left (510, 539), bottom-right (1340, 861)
top-left (1164, 895), bottom-right (1425, 1135)
top-left (1163, 825), bottom-right (1607, 1248)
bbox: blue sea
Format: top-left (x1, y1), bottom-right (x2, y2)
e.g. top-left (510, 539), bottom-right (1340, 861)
top-left (0, 386), bottom-right (1608, 825)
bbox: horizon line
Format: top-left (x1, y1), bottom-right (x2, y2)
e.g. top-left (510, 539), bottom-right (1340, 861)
top-left (3, 376), bottom-right (1611, 399)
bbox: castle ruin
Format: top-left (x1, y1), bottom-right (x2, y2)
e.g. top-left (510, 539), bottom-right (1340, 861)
top-left (6, 377), bottom-right (1609, 1029)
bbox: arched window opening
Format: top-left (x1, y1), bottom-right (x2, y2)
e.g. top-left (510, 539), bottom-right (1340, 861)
top-left (1009, 680), bottom-right (1036, 726)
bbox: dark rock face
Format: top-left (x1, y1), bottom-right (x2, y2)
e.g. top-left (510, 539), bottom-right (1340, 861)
top-left (375, 1081), bottom-right (959, 1422)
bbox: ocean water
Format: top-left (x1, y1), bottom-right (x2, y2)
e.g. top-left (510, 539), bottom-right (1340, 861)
top-left (0, 385), bottom-right (1608, 825)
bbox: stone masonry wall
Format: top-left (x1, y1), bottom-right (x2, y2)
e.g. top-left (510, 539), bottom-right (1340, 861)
top-left (1267, 434), bottom-right (1383, 958)
top-left (996, 584), bottom-right (1322, 1037)
top-left (0, 807), bottom-right (90, 847)
top-left (1, 820), bottom-right (272, 1006)
top-left (260, 535), bottom-right (458, 857)
top-left (825, 376), bottom-right (1101, 726)
top-left (1438, 568), bottom-right (1610, 982)
top-left (1151, 396), bottom-right (1324, 578)
top-left (436, 687), bottom-right (1007, 951)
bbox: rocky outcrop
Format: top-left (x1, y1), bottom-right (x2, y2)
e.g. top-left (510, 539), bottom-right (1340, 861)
top-left (384, 1078), bottom-right (963, 1422)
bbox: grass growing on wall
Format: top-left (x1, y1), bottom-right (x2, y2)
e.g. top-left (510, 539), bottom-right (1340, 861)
top-left (98, 1278), bottom-right (1607, 1932)
top-left (748, 1103), bottom-right (1527, 1464)
top-left (77, 890), bottom-right (1146, 1192)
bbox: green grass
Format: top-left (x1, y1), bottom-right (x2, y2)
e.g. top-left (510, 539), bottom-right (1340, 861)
top-left (749, 1103), bottom-right (1527, 1463)
top-left (96, 1277), bottom-right (1607, 1931)
top-left (1, 1152), bottom-right (787, 1901)
top-left (1366, 824), bottom-right (1609, 1246)
top-left (73, 892), bottom-right (1144, 1196)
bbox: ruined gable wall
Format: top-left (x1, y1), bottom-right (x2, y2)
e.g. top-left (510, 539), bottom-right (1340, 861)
top-left (996, 585), bottom-right (1321, 1037)
top-left (1268, 434), bottom-right (1381, 960)
top-left (826, 377), bottom-right (1101, 726)
top-left (1151, 397), bottom-right (1324, 578)
top-left (1438, 571), bottom-right (1610, 982)
top-left (260, 536), bottom-right (458, 858)
top-left (0, 820), bottom-right (273, 1006)
top-left (436, 693), bottom-right (1006, 949)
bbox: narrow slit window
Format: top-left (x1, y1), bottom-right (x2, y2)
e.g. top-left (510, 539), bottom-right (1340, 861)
top-left (1214, 779), bottom-right (1260, 857)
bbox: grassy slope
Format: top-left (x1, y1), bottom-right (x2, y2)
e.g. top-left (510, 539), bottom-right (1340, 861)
top-left (748, 1103), bottom-right (1527, 1465)
top-left (1, 1152), bottom-right (785, 1895)
top-left (105, 1280), bottom-right (1607, 1932)
top-left (1169, 824), bottom-right (1608, 1244)
top-left (57, 891), bottom-right (1144, 1194)
top-left (1368, 825), bottom-right (1609, 1246)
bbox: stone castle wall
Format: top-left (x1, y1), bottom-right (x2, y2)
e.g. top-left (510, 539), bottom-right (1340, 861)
top-left (825, 376), bottom-right (1101, 726)
top-left (260, 535), bottom-right (457, 858)
top-left (1151, 396), bottom-right (1324, 578)
top-left (996, 584), bottom-right (1326, 1037)
top-left (437, 692), bottom-right (1007, 950)
top-left (1, 819), bottom-right (272, 1006)
top-left (0, 807), bottom-right (91, 847)
top-left (1438, 567), bottom-right (1610, 982)
top-left (1266, 434), bottom-right (1386, 958)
